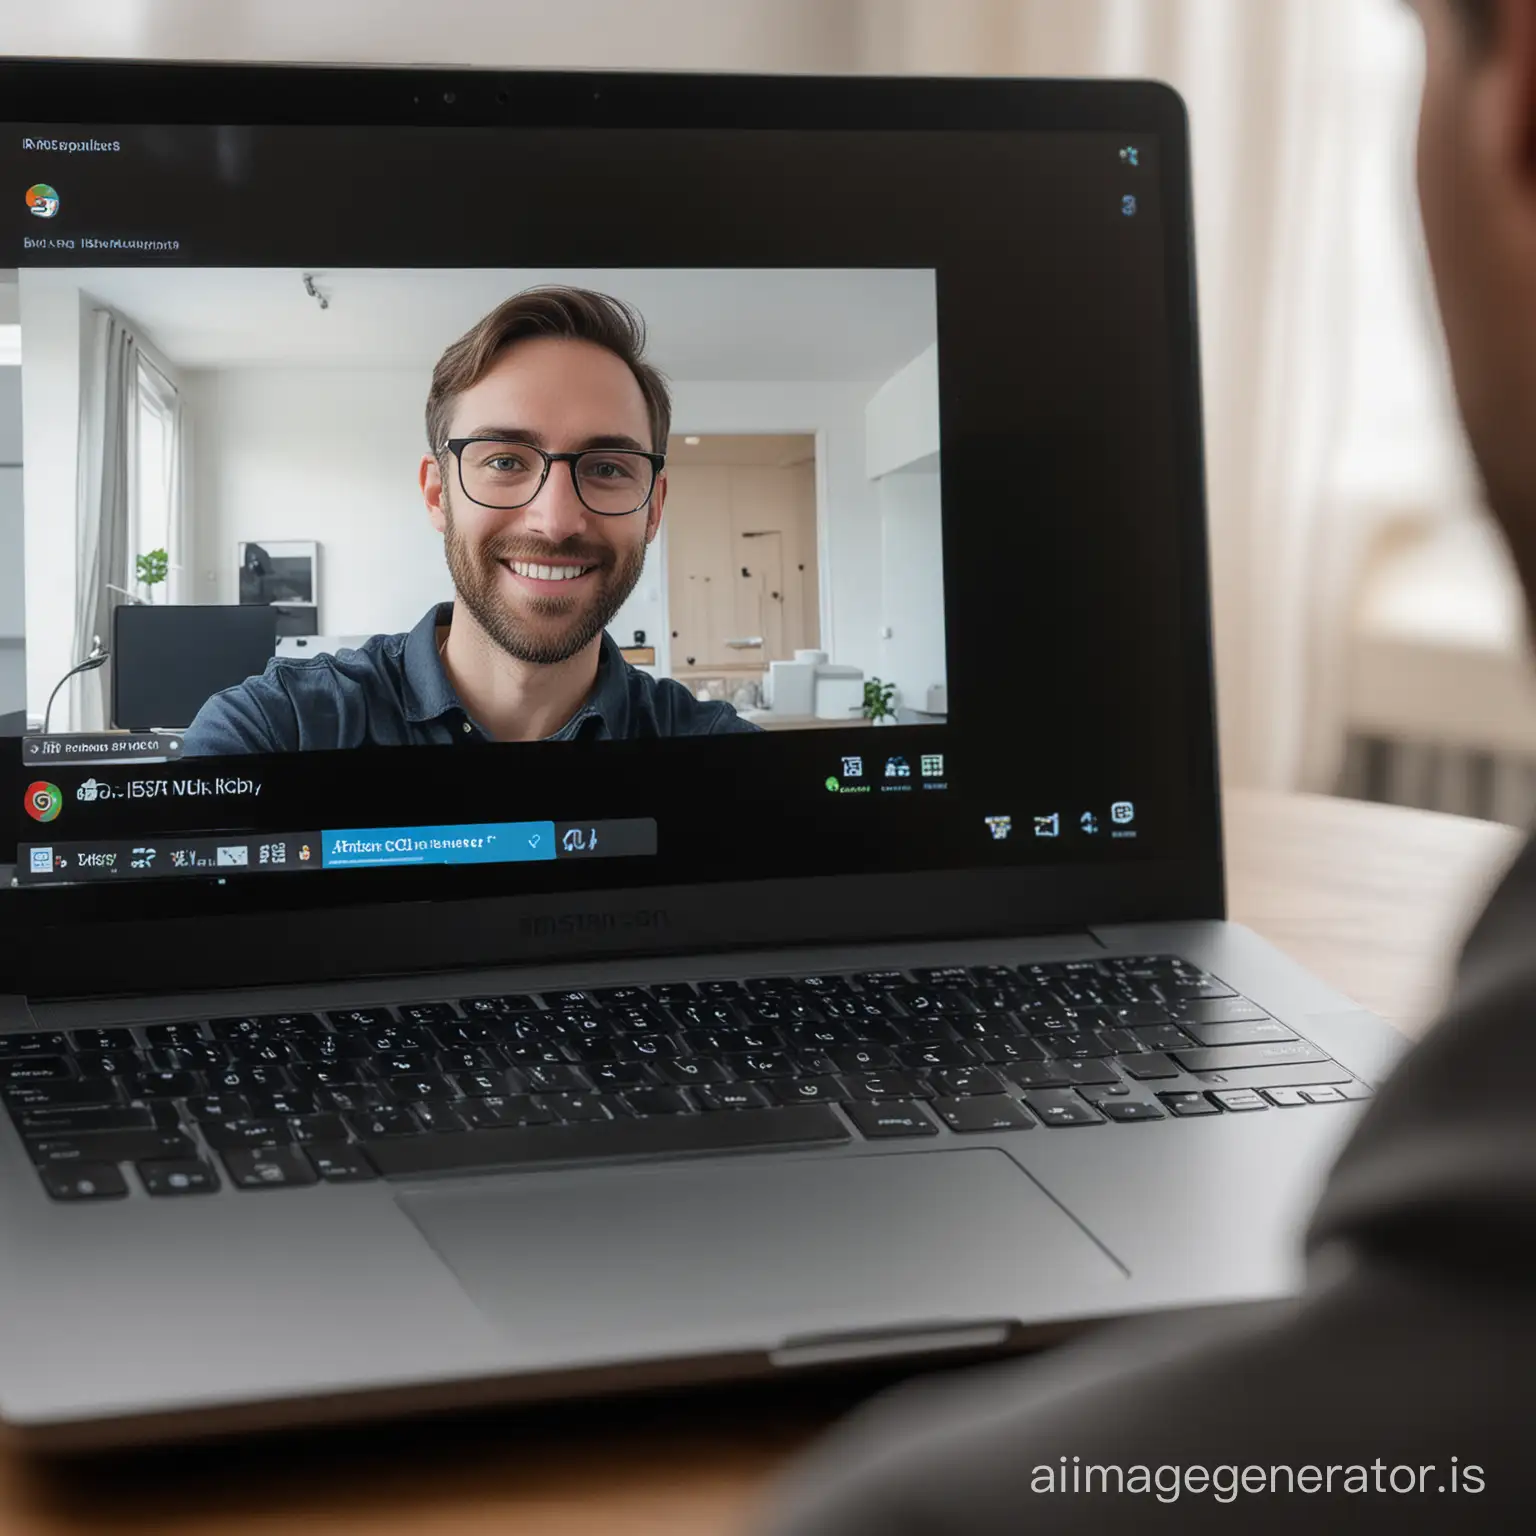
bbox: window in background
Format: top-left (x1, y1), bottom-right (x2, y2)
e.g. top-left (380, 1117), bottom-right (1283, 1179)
top-left (131, 355), bottom-right (179, 601)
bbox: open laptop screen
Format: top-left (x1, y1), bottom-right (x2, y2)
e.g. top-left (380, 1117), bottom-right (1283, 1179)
top-left (0, 81), bottom-right (1217, 936)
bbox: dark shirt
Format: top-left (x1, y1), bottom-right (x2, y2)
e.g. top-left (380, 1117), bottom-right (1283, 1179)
top-left (758, 837), bottom-right (1536, 1533)
top-left (181, 602), bottom-right (760, 756)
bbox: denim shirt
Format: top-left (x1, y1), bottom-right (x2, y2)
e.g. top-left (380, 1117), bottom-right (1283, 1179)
top-left (180, 602), bottom-right (760, 756)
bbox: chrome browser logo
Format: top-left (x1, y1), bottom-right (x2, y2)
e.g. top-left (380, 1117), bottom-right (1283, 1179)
top-left (26, 183), bottom-right (59, 219)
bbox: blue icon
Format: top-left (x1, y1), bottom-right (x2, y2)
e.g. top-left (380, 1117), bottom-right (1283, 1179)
top-left (1121, 195), bottom-right (1138, 218)
top-left (1119, 146), bottom-right (1140, 168)
top-left (1112, 801), bottom-right (1136, 826)
top-left (29, 847), bottom-right (53, 874)
top-left (984, 816), bottom-right (1013, 842)
top-left (884, 756), bottom-right (911, 779)
top-left (1081, 812), bottom-right (1099, 835)
top-left (1034, 813), bottom-right (1060, 838)
top-left (841, 755), bottom-right (864, 778)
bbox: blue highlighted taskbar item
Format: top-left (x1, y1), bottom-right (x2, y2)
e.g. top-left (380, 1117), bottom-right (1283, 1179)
top-left (322, 821), bottom-right (555, 870)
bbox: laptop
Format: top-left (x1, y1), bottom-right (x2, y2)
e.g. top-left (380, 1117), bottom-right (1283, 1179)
top-left (0, 59), bottom-right (1407, 1450)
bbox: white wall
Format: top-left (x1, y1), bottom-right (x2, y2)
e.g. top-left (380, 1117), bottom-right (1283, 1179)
top-left (865, 345), bottom-right (946, 713)
top-left (866, 344), bottom-right (939, 480)
top-left (878, 467), bottom-right (947, 715)
top-left (185, 368), bottom-right (453, 633)
top-left (18, 275), bottom-right (86, 718)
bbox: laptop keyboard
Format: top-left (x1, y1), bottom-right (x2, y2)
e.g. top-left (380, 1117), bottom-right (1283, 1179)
top-left (2, 955), bottom-right (1372, 1200)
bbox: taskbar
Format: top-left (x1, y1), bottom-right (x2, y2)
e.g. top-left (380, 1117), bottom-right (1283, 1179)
top-left (14, 817), bottom-right (657, 887)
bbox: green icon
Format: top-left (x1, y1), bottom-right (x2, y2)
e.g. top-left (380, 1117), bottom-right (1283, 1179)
top-left (825, 776), bottom-right (840, 792)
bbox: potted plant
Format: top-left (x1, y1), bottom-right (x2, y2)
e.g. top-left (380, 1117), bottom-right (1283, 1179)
top-left (135, 549), bottom-right (169, 604)
top-left (863, 677), bottom-right (898, 725)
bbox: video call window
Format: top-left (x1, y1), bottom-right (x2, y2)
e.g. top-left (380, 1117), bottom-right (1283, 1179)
top-left (5, 267), bottom-right (947, 755)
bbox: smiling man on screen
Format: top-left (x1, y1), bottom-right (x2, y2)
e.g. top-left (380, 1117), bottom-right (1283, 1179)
top-left (182, 286), bottom-right (760, 755)
top-left (757, 1), bottom-right (1536, 1531)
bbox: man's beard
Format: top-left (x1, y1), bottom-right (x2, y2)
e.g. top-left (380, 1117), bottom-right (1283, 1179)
top-left (442, 492), bottom-right (647, 666)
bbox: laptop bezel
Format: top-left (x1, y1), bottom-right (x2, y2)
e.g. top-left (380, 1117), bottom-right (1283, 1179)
top-left (0, 60), bottom-right (1223, 1000)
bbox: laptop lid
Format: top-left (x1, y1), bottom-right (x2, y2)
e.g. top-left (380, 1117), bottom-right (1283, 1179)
top-left (0, 62), bottom-right (1222, 999)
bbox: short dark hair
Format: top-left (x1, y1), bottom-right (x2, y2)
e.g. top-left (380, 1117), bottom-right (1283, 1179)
top-left (426, 285), bottom-right (672, 455)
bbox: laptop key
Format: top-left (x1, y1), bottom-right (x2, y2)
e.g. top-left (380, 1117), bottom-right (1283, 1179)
top-left (621, 1087), bottom-right (694, 1117)
top-left (244, 1088), bottom-right (317, 1117)
top-left (695, 1083), bottom-right (772, 1111)
top-left (289, 1112), bottom-right (349, 1142)
top-left (408, 1101), bottom-right (468, 1134)
top-left (524, 1064), bottom-right (589, 1093)
top-left (365, 1103), bottom-right (850, 1176)
top-left (1263, 1088), bottom-right (1310, 1107)
top-left (70, 1028), bottom-right (136, 1053)
top-left (829, 1045), bottom-right (896, 1072)
top-left (39, 1162), bottom-right (128, 1201)
top-left (893, 1041), bottom-right (979, 1070)
top-left (659, 1058), bottom-right (729, 1086)
top-left (1184, 1020), bottom-right (1296, 1048)
top-left (0, 1032), bottom-right (69, 1058)
top-left (1101, 1100), bottom-right (1166, 1123)
top-left (540, 1093), bottom-right (612, 1123)
top-left (838, 1071), bottom-right (932, 1101)
top-left (305, 1143), bottom-right (379, 1182)
top-left (468, 1096), bottom-right (554, 1129)
top-left (344, 1108), bottom-right (420, 1138)
top-left (843, 1101), bottom-right (939, 1139)
top-left (767, 1077), bottom-right (846, 1106)
top-left (1173, 1042), bottom-right (1329, 1074)
top-left (0, 1057), bottom-right (74, 1084)
top-left (137, 1158), bottom-right (220, 1195)
top-left (27, 1130), bottom-right (195, 1165)
top-left (929, 1066), bottom-right (1007, 1097)
top-left (16, 1104), bottom-right (157, 1136)
top-left (1171, 998), bottom-right (1269, 1025)
top-left (585, 1061), bottom-right (657, 1089)
top-left (1209, 1089), bottom-right (1268, 1112)
top-left (200, 1118), bottom-right (295, 1152)
top-left (1020, 1090), bottom-right (1105, 1127)
top-left (1132, 1025), bottom-right (1196, 1053)
top-left (1160, 1091), bottom-right (1221, 1117)
top-left (3, 1076), bottom-right (120, 1110)
top-left (932, 1096), bottom-right (1033, 1133)
top-left (1117, 1052), bottom-right (1179, 1081)
top-left (222, 1147), bottom-right (318, 1189)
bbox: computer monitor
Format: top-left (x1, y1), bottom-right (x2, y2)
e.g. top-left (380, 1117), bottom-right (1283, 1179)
top-left (111, 605), bottom-right (279, 731)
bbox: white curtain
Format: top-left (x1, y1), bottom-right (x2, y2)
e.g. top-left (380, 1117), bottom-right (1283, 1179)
top-left (72, 307), bottom-right (140, 732)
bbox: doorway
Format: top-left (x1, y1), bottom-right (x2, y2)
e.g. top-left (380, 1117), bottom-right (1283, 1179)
top-left (662, 434), bottom-right (819, 690)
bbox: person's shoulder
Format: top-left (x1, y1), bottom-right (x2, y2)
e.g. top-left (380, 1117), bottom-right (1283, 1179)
top-left (260, 633), bottom-right (409, 694)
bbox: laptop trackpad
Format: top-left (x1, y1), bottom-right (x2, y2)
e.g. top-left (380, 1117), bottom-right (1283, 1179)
top-left (397, 1149), bottom-right (1126, 1361)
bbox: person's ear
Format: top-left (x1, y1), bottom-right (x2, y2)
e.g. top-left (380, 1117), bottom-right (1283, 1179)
top-left (422, 453), bottom-right (448, 535)
top-left (645, 470), bottom-right (666, 544)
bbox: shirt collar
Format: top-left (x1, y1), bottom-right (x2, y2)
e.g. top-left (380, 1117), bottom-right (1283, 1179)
top-left (403, 602), bottom-right (630, 740)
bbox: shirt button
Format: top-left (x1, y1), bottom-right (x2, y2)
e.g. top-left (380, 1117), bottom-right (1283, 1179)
top-left (462, 721), bottom-right (472, 734)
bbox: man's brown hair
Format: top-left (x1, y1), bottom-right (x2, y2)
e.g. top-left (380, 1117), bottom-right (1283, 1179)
top-left (426, 285), bottom-right (672, 457)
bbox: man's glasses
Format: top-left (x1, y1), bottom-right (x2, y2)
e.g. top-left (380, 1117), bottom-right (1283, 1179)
top-left (440, 438), bottom-right (665, 517)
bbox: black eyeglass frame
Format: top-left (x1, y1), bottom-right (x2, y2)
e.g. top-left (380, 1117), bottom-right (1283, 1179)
top-left (440, 437), bottom-right (667, 517)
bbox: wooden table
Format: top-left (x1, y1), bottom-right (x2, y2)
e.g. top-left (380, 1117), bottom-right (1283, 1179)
top-left (0, 791), bottom-right (1523, 1535)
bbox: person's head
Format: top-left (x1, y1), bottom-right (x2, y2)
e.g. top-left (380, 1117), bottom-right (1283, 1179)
top-left (420, 286), bottom-right (671, 666)
top-left (1415, 0), bottom-right (1536, 599)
